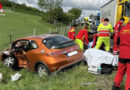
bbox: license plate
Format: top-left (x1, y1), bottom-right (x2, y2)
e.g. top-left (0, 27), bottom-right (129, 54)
top-left (67, 51), bottom-right (78, 57)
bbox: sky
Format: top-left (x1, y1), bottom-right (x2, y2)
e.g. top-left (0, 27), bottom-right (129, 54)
top-left (9, 0), bottom-right (110, 17)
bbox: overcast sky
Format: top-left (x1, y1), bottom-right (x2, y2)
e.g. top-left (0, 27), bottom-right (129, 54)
top-left (9, 0), bottom-right (110, 17)
top-left (63, 0), bottom-right (110, 11)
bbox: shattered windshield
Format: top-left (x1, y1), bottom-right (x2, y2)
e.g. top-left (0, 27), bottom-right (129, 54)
top-left (125, 3), bottom-right (130, 17)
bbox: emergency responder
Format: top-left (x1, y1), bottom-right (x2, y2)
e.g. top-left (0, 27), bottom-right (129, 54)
top-left (95, 18), bottom-right (113, 52)
top-left (75, 24), bottom-right (89, 51)
top-left (113, 18), bottom-right (125, 55)
top-left (68, 24), bottom-right (77, 40)
top-left (112, 18), bottom-right (130, 90)
top-left (84, 17), bottom-right (90, 32)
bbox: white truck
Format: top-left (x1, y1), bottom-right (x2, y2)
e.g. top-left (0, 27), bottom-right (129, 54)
top-left (100, 0), bottom-right (130, 27)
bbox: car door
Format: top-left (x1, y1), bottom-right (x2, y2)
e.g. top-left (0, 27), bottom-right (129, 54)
top-left (25, 40), bottom-right (40, 71)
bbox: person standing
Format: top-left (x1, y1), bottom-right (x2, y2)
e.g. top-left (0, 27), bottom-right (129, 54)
top-left (112, 18), bottom-right (130, 90)
top-left (113, 18), bottom-right (125, 55)
top-left (68, 24), bottom-right (77, 40)
top-left (84, 17), bottom-right (90, 32)
top-left (95, 18), bottom-right (113, 52)
top-left (75, 24), bottom-right (89, 51)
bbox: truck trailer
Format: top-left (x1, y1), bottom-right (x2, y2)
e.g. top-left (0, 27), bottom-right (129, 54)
top-left (100, 0), bottom-right (130, 27)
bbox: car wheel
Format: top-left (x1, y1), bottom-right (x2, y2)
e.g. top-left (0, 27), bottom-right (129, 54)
top-left (36, 64), bottom-right (50, 76)
top-left (3, 56), bottom-right (15, 67)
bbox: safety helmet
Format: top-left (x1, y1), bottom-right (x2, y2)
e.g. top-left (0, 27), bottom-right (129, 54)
top-left (84, 17), bottom-right (88, 21)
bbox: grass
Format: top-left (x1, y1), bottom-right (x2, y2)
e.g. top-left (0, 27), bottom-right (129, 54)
top-left (0, 9), bottom-right (126, 90)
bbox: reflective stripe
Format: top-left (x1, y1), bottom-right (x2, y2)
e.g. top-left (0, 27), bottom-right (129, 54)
top-left (70, 29), bottom-right (74, 32)
top-left (99, 32), bottom-right (110, 34)
top-left (114, 31), bottom-right (118, 33)
top-left (82, 35), bottom-right (85, 40)
top-left (99, 30), bottom-right (110, 33)
top-left (100, 28), bottom-right (110, 30)
top-left (99, 30), bottom-right (110, 37)
top-left (113, 51), bottom-right (117, 53)
top-left (69, 28), bottom-right (75, 32)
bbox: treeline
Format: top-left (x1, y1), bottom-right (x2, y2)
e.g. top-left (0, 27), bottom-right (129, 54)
top-left (0, 0), bottom-right (82, 25)
top-left (0, 0), bottom-right (44, 16)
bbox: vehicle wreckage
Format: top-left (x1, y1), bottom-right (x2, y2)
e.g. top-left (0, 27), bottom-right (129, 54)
top-left (0, 34), bottom-right (84, 76)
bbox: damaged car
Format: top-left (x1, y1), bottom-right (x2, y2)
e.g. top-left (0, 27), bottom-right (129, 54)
top-left (0, 34), bottom-right (84, 76)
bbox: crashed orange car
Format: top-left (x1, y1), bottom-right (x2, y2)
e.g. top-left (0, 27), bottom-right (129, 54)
top-left (0, 34), bottom-right (84, 76)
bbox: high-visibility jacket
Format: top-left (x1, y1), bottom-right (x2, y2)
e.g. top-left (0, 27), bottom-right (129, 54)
top-left (76, 29), bottom-right (89, 44)
top-left (97, 22), bottom-right (113, 37)
top-left (119, 22), bottom-right (130, 59)
top-left (68, 27), bottom-right (75, 40)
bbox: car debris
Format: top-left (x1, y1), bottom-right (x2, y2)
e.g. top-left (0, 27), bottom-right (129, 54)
top-left (81, 82), bottom-right (97, 86)
top-left (11, 73), bottom-right (22, 81)
top-left (0, 73), bottom-right (2, 82)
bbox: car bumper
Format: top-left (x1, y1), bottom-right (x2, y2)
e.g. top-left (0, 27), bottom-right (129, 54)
top-left (57, 59), bottom-right (83, 72)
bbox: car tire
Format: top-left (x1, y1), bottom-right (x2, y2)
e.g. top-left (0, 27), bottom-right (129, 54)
top-left (3, 56), bottom-right (18, 69)
top-left (36, 64), bottom-right (50, 76)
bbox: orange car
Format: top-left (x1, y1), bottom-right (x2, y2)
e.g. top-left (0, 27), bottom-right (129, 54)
top-left (0, 34), bottom-right (84, 76)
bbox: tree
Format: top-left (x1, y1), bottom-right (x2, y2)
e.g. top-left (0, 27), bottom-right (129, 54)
top-left (46, 6), bottom-right (64, 23)
top-left (68, 8), bottom-right (82, 20)
top-left (38, 0), bottom-right (63, 23)
top-left (89, 14), bottom-right (96, 19)
top-left (38, 0), bottom-right (63, 12)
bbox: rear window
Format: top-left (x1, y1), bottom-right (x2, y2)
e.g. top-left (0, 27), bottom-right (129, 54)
top-left (42, 35), bottom-right (76, 49)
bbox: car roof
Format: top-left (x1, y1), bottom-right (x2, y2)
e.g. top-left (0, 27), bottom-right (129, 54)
top-left (17, 34), bottom-right (62, 41)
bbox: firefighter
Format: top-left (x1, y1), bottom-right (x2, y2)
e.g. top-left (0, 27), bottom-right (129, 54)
top-left (113, 18), bottom-right (125, 55)
top-left (112, 18), bottom-right (130, 90)
top-left (84, 17), bottom-right (90, 32)
top-left (75, 24), bottom-right (89, 51)
top-left (95, 18), bottom-right (113, 52)
top-left (68, 24), bottom-right (77, 40)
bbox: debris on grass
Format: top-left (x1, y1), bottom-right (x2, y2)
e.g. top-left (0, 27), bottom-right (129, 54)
top-left (81, 82), bottom-right (97, 86)
top-left (11, 73), bottom-right (22, 81)
top-left (0, 73), bottom-right (2, 82)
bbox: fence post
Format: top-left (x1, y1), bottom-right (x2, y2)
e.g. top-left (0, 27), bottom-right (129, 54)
top-left (56, 28), bottom-right (58, 33)
top-left (49, 28), bottom-right (51, 34)
top-left (34, 28), bottom-right (36, 36)
top-left (9, 34), bottom-right (12, 43)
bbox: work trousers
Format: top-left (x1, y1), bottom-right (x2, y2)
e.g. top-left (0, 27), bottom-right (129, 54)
top-left (95, 37), bottom-right (110, 52)
top-left (75, 39), bottom-right (83, 51)
top-left (114, 58), bottom-right (130, 90)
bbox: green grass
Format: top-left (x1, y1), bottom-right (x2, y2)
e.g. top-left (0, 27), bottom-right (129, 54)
top-left (0, 62), bottom-right (125, 90)
top-left (0, 10), bottom-right (66, 50)
top-left (0, 10), bottom-right (126, 90)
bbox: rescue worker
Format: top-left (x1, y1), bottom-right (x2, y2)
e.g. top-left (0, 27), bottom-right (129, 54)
top-left (112, 18), bottom-right (130, 90)
top-left (95, 18), bottom-right (113, 52)
top-left (68, 24), bottom-right (77, 40)
top-left (113, 18), bottom-right (125, 55)
top-left (84, 17), bottom-right (90, 32)
top-left (75, 24), bottom-right (89, 51)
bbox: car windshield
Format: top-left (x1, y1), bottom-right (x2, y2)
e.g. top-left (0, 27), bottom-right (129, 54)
top-left (125, 3), bottom-right (130, 17)
top-left (42, 35), bottom-right (76, 49)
